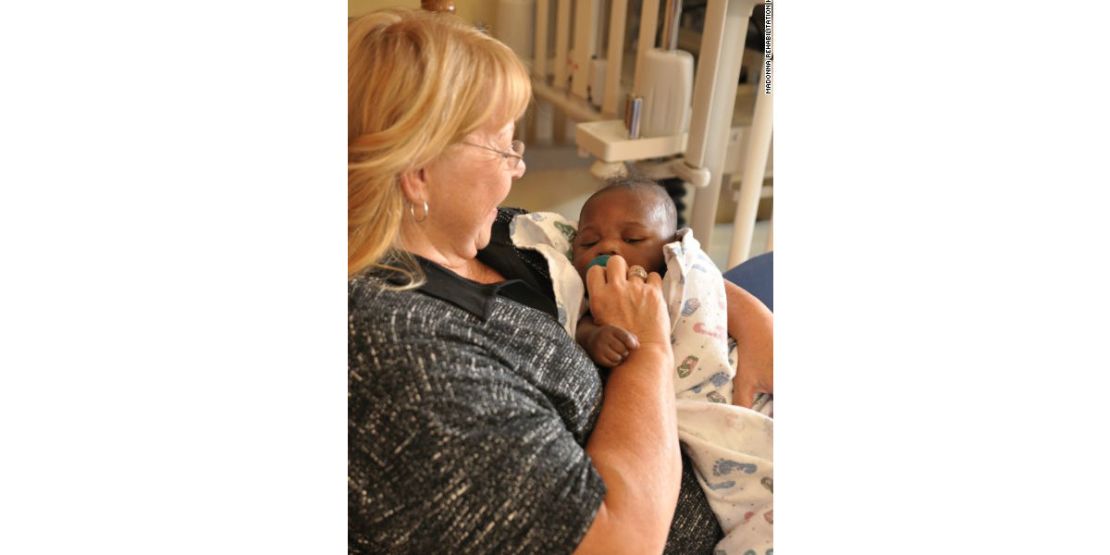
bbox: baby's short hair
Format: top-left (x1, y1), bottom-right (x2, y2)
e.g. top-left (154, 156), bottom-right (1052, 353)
top-left (583, 176), bottom-right (678, 234)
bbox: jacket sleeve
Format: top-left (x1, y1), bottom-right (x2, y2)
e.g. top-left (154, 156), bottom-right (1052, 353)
top-left (349, 332), bottom-right (606, 554)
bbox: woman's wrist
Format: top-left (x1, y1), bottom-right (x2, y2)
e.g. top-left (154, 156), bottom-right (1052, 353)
top-left (619, 342), bottom-right (674, 372)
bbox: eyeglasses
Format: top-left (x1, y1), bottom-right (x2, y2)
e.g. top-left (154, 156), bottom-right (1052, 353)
top-left (460, 139), bottom-right (525, 170)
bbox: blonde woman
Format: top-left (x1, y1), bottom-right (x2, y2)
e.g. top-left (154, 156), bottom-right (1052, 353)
top-left (348, 9), bottom-right (722, 553)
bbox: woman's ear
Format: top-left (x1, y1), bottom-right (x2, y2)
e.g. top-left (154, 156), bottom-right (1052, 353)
top-left (398, 167), bottom-right (429, 205)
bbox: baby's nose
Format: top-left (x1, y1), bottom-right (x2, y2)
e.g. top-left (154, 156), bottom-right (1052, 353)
top-left (597, 240), bottom-right (621, 256)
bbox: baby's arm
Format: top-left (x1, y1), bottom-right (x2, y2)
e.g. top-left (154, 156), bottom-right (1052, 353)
top-left (576, 312), bottom-right (641, 368)
top-left (724, 280), bottom-right (774, 408)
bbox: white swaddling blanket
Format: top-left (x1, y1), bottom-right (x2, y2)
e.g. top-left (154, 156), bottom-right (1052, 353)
top-left (510, 211), bottom-right (773, 554)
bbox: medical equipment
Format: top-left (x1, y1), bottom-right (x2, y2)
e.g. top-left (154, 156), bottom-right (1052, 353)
top-left (637, 0), bottom-right (693, 138)
top-left (520, 0), bottom-right (772, 265)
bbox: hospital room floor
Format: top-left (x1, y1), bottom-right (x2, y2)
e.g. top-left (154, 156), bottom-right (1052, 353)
top-left (504, 145), bottom-right (772, 271)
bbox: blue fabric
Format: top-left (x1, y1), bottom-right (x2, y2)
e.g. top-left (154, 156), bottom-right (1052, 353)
top-left (722, 252), bottom-right (773, 312)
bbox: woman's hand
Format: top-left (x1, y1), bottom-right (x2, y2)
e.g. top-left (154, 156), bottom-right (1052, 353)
top-left (585, 255), bottom-right (670, 348)
top-left (576, 255), bottom-right (681, 554)
top-left (724, 281), bottom-right (773, 408)
top-left (733, 339), bottom-right (774, 408)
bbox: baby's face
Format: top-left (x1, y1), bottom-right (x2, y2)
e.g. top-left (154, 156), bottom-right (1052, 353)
top-left (572, 188), bottom-right (674, 281)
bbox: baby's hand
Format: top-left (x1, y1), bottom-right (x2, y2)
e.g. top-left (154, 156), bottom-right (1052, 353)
top-left (586, 324), bottom-right (640, 368)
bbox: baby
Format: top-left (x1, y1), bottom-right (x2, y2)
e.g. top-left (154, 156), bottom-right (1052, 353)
top-left (570, 178), bottom-right (773, 555)
top-left (571, 179), bottom-right (770, 409)
top-left (507, 178), bottom-right (773, 554)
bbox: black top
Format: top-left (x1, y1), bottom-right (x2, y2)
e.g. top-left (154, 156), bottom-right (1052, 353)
top-left (348, 208), bottom-right (723, 554)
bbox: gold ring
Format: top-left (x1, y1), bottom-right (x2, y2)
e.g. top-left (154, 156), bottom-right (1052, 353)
top-left (627, 265), bottom-right (648, 280)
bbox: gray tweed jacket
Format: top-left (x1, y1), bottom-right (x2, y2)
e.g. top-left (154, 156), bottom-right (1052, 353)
top-left (348, 208), bottom-right (722, 554)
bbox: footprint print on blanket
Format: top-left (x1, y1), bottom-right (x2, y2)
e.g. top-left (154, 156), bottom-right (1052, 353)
top-left (681, 298), bottom-right (701, 316)
top-left (705, 479), bottom-right (737, 490)
top-left (708, 371), bottom-right (730, 387)
top-left (714, 459), bottom-right (758, 476)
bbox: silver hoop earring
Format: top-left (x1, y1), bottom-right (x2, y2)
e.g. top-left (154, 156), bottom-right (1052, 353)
top-left (410, 200), bottom-right (429, 223)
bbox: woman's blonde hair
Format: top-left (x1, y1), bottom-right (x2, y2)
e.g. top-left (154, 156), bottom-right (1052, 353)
top-left (348, 8), bottom-right (532, 284)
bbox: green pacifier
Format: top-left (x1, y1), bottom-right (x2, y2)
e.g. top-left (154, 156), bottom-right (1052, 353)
top-left (585, 254), bottom-right (610, 270)
top-left (583, 255), bottom-right (611, 299)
